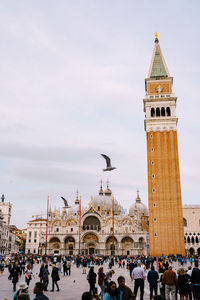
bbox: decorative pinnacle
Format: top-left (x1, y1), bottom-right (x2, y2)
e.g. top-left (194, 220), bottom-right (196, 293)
top-left (107, 178), bottom-right (109, 188)
top-left (155, 32), bottom-right (159, 43)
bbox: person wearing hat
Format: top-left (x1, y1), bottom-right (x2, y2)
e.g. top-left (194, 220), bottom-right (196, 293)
top-left (13, 282), bottom-right (31, 300)
top-left (177, 268), bottom-right (190, 300)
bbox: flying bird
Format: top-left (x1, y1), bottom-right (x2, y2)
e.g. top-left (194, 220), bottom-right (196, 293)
top-left (61, 197), bottom-right (71, 208)
top-left (101, 154), bottom-right (116, 171)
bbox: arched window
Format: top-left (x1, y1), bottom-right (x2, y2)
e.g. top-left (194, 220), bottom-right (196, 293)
top-left (166, 107), bottom-right (171, 116)
top-left (184, 236), bottom-right (186, 243)
top-left (191, 236), bottom-right (195, 244)
top-left (196, 236), bottom-right (199, 244)
top-left (183, 218), bottom-right (187, 227)
top-left (187, 236), bottom-right (190, 244)
top-left (151, 108), bottom-right (155, 117)
top-left (161, 107), bottom-right (165, 116)
top-left (156, 107), bottom-right (160, 117)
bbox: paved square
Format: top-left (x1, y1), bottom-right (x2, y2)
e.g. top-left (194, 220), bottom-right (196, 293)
top-left (0, 261), bottom-right (184, 300)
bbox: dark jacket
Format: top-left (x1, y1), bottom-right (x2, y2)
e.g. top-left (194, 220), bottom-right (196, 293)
top-left (51, 267), bottom-right (60, 281)
top-left (11, 266), bottom-right (20, 283)
top-left (117, 286), bottom-right (134, 300)
top-left (33, 292), bottom-right (49, 300)
top-left (147, 270), bottom-right (159, 285)
top-left (43, 268), bottom-right (49, 281)
top-left (88, 271), bottom-right (97, 285)
top-left (191, 267), bottom-right (200, 284)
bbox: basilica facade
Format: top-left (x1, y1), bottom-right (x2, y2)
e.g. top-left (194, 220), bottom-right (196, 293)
top-left (25, 182), bottom-right (149, 256)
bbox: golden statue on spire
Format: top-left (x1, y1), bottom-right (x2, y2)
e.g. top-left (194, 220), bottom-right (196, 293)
top-left (155, 32), bottom-right (159, 43)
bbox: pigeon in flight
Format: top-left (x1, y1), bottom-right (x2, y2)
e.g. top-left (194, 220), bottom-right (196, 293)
top-left (61, 197), bottom-right (71, 208)
top-left (101, 154), bottom-right (116, 171)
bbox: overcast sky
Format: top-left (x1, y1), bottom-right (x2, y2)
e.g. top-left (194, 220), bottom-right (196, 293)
top-left (0, 1), bottom-right (200, 228)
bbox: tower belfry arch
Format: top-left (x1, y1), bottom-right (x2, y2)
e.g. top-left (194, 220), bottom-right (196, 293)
top-left (143, 34), bottom-right (185, 256)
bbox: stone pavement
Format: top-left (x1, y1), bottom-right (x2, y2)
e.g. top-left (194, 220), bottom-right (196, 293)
top-left (0, 261), bottom-right (184, 300)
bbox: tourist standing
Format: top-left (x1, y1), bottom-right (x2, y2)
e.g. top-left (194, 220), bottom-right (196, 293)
top-left (98, 267), bottom-right (106, 299)
top-left (13, 282), bottom-right (31, 300)
top-left (117, 276), bottom-right (134, 300)
top-left (132, 263), bottom-right (146, 300)
top-left (103, 281), bottom-right (118, 300)
top-left (39, 263), bottom-right (45, 283)
top-left (25, 264), bottom-right (33, 287)
top-left (51, 264), bottom-right (60, 292)
top-left (162, 266), bottom-right (177, 300)
top-left (42, 265), bottom-right (50, 291)
top-left (11, 262), bottom-right (20, 292)
top-left (88, 266), bottom-right (97, 295)
top-left (177, 268), bottom-right (190, 300)
top-left (147, 266), bottom-right (159, 300)
top-left (191, 262), bottom-right (200, 300)
top-left (33, 282), bottom-right (49, 300)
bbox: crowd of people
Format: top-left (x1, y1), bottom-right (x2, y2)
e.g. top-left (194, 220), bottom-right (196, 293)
top-left (0, 254), bottom-right (199, 300)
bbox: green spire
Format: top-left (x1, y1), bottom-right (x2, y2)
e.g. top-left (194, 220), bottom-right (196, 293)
top-left (149, 35), bottom-right (169, 78)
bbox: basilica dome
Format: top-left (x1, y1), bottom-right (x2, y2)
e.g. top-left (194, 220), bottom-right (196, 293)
top-left (129, 191), bottom-right (148, 217)
top-left (91, 182), bottom-right (122, 214)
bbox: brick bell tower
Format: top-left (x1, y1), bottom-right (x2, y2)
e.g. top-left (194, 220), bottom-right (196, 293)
top-left (143, 34), bottom-right (185, 256)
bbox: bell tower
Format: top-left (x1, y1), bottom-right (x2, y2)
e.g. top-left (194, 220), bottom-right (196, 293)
top-left (143, 34), bottom-right (185, 256)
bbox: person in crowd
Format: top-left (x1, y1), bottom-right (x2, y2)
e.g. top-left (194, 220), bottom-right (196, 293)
top-left (177, 268), bottom-right (190, 300)
top-left (51, 264), bottom-right (60, 292)
top-left (147, 266), bottom-right (159, 300)
top-left (162, 266), bottom-right (177, 300)
top-left (66, 261), bottom-right (71, 276)
top-left (88, 266), bottom-right (97, 295)
top-left (25, 264), bottom-right (33, 287)
top-left (98, 267), bottom-right (106, 299)
top-left (39, 263), bottom-right (45, 283)
top-left (63, 260), bottom-right (67, 276)
top-left (82, 258), bottom-right (87, 274)
top-left (82, 292), bottom-right (93, 300)
top-left (117, 276), bottom-right (134, 300)
top-left (42, 265), bottom-right (50, 291)
top-left (17, 294), bottom-right (30, 300)
top-left (191, 261), bottom-right (200, 300)
top-left (105, 270), bottom-right (115, 290)
top-left (103, 281), bottom-right (118, 300)
top-left (131, 263), bottom-right (146, 300)
top-left (13, 282), bottom-right (31, 300)
top-left (11, 262), bottom-right (20, 292)
top-left (33, 282), bottom-right (49, 300)
top-left (129, 260), bottom-right (135, 280)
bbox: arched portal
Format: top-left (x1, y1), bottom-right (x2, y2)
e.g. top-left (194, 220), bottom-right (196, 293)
top-left (121, 237), bottom-right (134, 255)
top-left (64, 236), bottom-right (75, 255)
top-left (82, 233), bottom-right (99, 255)
top-left (49, 237), bottom-right (61, 255)
top-left (106, 236), bottom-right (118, 256)
top-left (139, 237), bottom-right (145, 254)
top-left (83, 216), bottom-right (101, 231)
top-left (189, 248), bottom-right (195, 255)
top-left (197, 248), bottom-right (200, 255)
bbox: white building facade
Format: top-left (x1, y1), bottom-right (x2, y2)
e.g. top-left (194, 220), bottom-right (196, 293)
top-left (25, 183), bottom-right (149, 256)
top-left (183, 205), bottom-right (200, 256)
top-left (0, 195), bottom-right (20, 255)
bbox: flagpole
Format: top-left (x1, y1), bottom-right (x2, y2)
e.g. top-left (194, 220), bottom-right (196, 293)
top-left (112, 195), bottom-right (114, 242)
top-left (79, 196), bottom-right (81, 254)
top-left (45, 195), bottom-right (49, 255)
